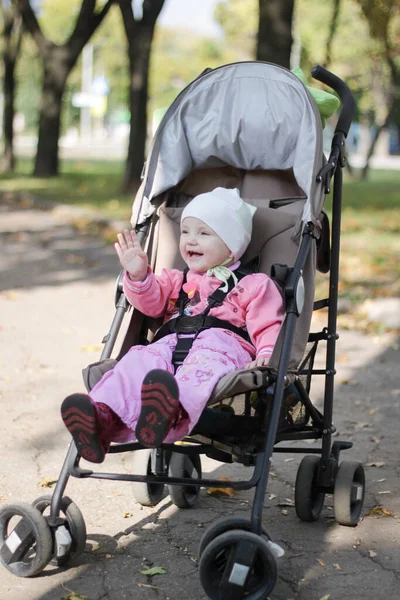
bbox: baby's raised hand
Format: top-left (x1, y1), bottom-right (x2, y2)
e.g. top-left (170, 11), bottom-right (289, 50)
top-left (114, 230), bottom-right (148, 281)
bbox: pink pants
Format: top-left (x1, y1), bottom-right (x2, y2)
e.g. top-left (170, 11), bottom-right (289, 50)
top-left (90, 329), bottom-right (253, 444)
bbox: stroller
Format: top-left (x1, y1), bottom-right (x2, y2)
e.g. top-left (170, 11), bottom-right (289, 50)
top-left (0, 62), bottom-right (365, 599)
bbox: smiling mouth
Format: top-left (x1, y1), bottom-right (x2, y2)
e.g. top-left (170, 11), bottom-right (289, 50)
top-left (187, 251), bottom-right (203, 258)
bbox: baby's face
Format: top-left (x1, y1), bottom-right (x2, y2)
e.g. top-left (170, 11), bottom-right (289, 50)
top-left (179, 217), bottom-right (233, 272)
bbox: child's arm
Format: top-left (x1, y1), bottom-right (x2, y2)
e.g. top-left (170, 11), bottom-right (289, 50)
top-left (114, 231), bottom-right (181, 318)
top-left (244, 276), bottom-right (284, 369)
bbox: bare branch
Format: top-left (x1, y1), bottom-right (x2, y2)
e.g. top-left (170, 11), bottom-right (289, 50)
top-left (324, 0), bottom-right (341, 69)
top-left (15, 0), bottom-right (47, 54)
top-left (67, 0), bottom-right (114, 58)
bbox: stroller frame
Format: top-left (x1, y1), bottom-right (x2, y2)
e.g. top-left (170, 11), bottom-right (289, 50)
top-left (0, 65), bottom-right (365, 598)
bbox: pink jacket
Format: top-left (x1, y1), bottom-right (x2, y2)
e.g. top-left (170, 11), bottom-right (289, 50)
top-left (123, 264), bottom-right (284, 360)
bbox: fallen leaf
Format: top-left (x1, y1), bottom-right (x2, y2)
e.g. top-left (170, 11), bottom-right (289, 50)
top-left (268, 494), bottom-right (277, 500)
top-left (368, 550), bottom-right (377, 558)
top-left (80, 344), bottom-right (103, 352)
top-left (284, 458), bottom-right (294, 462)
top-left (340, 379), bottom-right (359, 386)
top-left (281, 509), bottom-right (288, 516)
top-left (367, 506), bottom-right (393, 517)
top-left (138, 583), bottom-right (158, 589)
top-left (337, 354), bottom-right (349, 363)
top-left (376, 478), bottom-right (386, 483)
top-left (3, 291), bottom-right (17, 300)
top-left (333, 563), bottom-right (342, 570)
top-left (369, 408), bottom-right (379, 416)
top-left (61, 594), bottom-right (87, 600)
top-left (377, 490), bottom-right (391, 495)
top-left (277, 500), bottom-right (295, 507)
top-left (319, 594), bottom-right (331, 600)
top-left (124, 512), bottom-right (133, 518)
top-left (90, 541), bottom-right (100, 552)
top-left (371, 436), bottom-right (380, 444)
top-left (316, 558), bottom-right (327, 567)
top-left (65, 253), bottom-right (86, 265)
top-left (39, 478), bottom-right (57, 488)
top-left (206, 476), bottom-right (234, 497)
top-left (140, 566), bottom-right (166, 576)
top-left (365, 462), bottom-right (386, 468)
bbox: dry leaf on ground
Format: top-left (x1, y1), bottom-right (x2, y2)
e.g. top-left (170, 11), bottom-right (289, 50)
top-left (40, 478), bottom-right (57, 488)
top-left (367, 506), bottom-right (393, 517)
top-left (80, 344), bottom-right (103, 352)
top-left (206, 476), bottom-right (234, 497)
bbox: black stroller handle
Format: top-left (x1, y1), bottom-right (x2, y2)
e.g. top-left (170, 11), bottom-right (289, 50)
top-left (311, 65), bottom-right (355, 138)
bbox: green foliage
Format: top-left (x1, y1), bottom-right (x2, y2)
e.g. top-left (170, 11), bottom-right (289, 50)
top-left (214, 0), bottom-right (257, 58)
top-left (148, 24), bottom-right (247, 118)
top-left (0, 158), bottom-right (132, 216)
top-left (8, 0), bottom-right (400, 143)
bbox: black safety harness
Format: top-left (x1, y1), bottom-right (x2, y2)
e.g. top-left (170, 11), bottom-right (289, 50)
top-left (152, 263), bottom-right (256, 368)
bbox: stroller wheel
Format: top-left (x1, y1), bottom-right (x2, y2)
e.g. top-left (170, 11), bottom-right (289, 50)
top-left (295, 455), bottom-right (325, 521)
top-left (0, 503), bottom-right (53, 577)
top-left (199, 529), bottom-right (277, 600)
top-left (334, 461), bottom-right (365, 527)
top-left (167, 452), bottom-right (202, 509)
top-left (132, 449), bottom-right (165, 507)
top-left (198, 516), bottom-right (271, 558)
top-left (32, 495), bottom-right (87, 566)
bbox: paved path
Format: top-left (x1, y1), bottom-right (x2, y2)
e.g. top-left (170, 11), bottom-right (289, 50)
top-left (0, 200), bottom-right (399, 600)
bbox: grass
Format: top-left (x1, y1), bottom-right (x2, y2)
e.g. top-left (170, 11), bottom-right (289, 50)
top-left (319, 168), bottom-right (400, 306)
top-left (0, 158), bottom-right (133, 218)
top-left (1, 158), bottom-right (399, 309)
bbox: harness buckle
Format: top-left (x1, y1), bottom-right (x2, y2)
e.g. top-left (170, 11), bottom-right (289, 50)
top-left (172, 335), bottom-right (198, 366)
top-left (173, 315), bottom-right (205, 334)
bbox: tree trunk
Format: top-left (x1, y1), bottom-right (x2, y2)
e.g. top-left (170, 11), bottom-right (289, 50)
top-left (34, 59), bottom-right (69, 176)
top-left (3, 50), bottom-right (17, 172)
top-left (361, 97), bottom-right (396, 180)
top-left (324, 0), bottom-right (341, 69)
top-left (121, 25), bottom-right (154, 194)
top-left (1, 7), bottom-right (23, 172)
top-left (17, 0), bottom-right (113, 177)
top-left (256, 0), bottom-right (294, 68)
top-left (118, 0), bottom-right (165, 194)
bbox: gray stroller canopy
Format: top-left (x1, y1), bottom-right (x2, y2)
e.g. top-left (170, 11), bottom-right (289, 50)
top-left (136, 62), bottom-right (324, 228)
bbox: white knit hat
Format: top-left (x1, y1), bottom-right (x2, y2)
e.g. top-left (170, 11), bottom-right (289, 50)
top-left (181, 188), bottom-right (256, 261)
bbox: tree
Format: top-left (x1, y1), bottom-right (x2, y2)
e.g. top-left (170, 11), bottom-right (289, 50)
top-left (354, 0), bottom-right (400, 178)
top-left (117, 0), bottom-right (165, 194)
top-left (16, 0), bottom-right (113, 177)
top-left (1, 0), bottom-right (23, 172)
top-left (324, 0), bottom-right (341, 69)
top-left (257, 0), bottom-right (295, 68)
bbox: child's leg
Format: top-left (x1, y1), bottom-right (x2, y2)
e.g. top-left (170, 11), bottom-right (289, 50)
top-left (163, 329), bottom-right (252, 443)
top-left (61, 338), bottom-right (176, 460)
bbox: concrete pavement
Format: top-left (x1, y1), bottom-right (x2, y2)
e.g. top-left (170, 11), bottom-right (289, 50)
top-left (0, 197), bottom-right (399, 600)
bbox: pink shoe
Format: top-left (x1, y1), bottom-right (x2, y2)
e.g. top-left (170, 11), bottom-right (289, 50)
top-left (61, 394), bottom-right (123, 463)
top-left (135, 370), bottom-right (181, 448)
